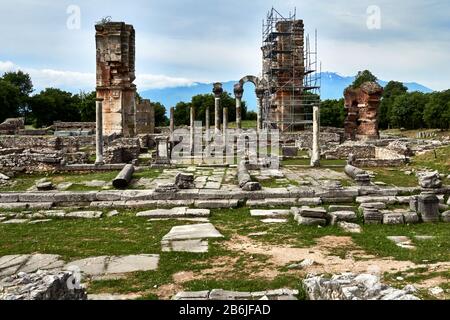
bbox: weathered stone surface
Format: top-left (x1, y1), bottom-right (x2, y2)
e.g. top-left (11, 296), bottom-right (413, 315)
top-left (441, 211), bottom-right (450, 222)
top-left (242, 182), bottom-right (262, 191)
top-left (298, 206), bottom-right (327, 218)
top-left (88, 293), bottom-right (141, 300)
top-left (328, 205), bottom-right (356, 213)
top-left (359, 202), bottom-right (386, 210)
top-left (417, 171), bottom-right (442, 189)
top-left (363, 208), bottom-right (383, 224)
top-left (2, 219), bottom-right (29, 224)
top-left (330, 211), bottom-right (357, 225)
top-left (417, 192), bottom-right (440, 223)
top-left (65, 211), bottom-right (103, 219)
top-left (303, 273), bottom-right (419, 300)
top-left (0, 254), bottom-right (64, 277)
top-left (194, 199), bottom-right (239, 209)
top-left (337, 222), bottom-right (362, 233)
top-left (383, 213), bottom-right (405, 225)
top-left (36, 182), bottom-right (54, 191)
top-left (66, 254), bottom-right (159, 277)
top-left (261, 218), bottom-right (288, 223)
top-left (387, 236), bottom-right (415, 250)
top-left (296, 216), bottom-right (327, 226)
top-left (0, 270), bottom-right (87, 300)
top-left (175, 173), bottom-right (195, 189)
top-left (173, 288), bottom-right (298, 300)
top-left (250, 209), bottom-right (291, 218)
top-left (403, 212), bottom-right (420, 224)
top-left (161, 223), bottom-right (223, 253)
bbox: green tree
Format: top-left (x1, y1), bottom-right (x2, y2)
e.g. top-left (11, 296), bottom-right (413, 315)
top-left (0, 70), bottom-right (33, 120)
top-left (245, 111), bottom-right (257, 121)
top-left (390, 92), bottom-right (429, 129)
top-left (153, 102), bottom-right (168, 127)
top-left (173, 92), bottom-right (247, 126)
top-left (320, 99), bottom-right (345, 127)
top-left (0, 79), bottom-right (21, 122)
top-left (423, 90), bottom-right (450, 129)
top-left (379, 81), bottom-right (408, 129)
top-left (351, 70), bottom-right (378, 88)
top-left (75, 91), bottom-right (97, 122)
top-left (173, 101), bottom-right (191, 126)
top-left (29, 88), bottom-right (81, 128)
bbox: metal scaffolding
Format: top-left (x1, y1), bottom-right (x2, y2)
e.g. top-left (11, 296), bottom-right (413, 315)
top-left (261, 7), bottom-right (321, 132)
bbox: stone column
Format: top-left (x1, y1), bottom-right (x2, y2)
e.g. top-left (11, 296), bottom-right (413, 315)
top-left (169, 106), bottom-right (175, 135)
top-left (213, 83), bottom-right (223, 133)
top-left (223, 105), bottom-right (228, 141)
top-left (95, 98), bottom-right (104, 165)
top-left (311, 105), bottom-right (320, 167)
top-left (190, 105), bottom-right (195, 156)
top-left (234, 84), bottom-right (244, 130)
top-left (255, 87), bottom-right (265, 132)
top-left (205, 105), bottom-right (210, 142)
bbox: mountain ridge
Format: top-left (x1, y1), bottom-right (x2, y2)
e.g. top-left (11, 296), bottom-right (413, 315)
top-left (141, 72), bottom-right (433, 111)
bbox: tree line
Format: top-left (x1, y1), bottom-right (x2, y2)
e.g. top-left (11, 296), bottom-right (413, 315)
top-left (1, 70), bottom-right (448, 130)
top-left (320, 70), bottom-right (450, 130)
top-left (0, 71), bottom-right (168, 128)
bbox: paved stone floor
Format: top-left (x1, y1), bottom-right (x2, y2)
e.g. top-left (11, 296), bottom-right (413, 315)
top-left (161, 223), bottom-right (224, 253)
top-left (0, 254), bottom-right (160, 279)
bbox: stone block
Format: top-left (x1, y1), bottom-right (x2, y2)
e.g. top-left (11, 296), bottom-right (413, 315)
top-left (330, 211), bottom-right (357, 225)
top-left (383, 213), bottom-right (405, 225)
top-left (299, 206), bottom-right (327, 218)
top-left (297, 216), bottom-right (327, 226)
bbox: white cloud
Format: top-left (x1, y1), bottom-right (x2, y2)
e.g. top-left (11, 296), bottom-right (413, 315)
top-left (0, 60), bottom-right (195, 93)
top-left (135, 74), bottom-right (194, 90)
top-left (0, 61), bottom-right (15, 73)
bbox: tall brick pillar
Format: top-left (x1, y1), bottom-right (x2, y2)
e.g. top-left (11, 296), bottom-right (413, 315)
top-left (95, 22), bottom-right (136, 137)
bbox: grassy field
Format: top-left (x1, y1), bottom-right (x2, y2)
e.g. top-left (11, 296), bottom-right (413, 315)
top-left (0, 208), bottom-right (448, 299)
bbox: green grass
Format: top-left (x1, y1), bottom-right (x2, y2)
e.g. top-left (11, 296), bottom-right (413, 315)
top-left (282, 159), bottom-right (347, 166)
top-left (367, 168), bottom-right (418, 187)
top-left (352, 223), bottom-right (450, 263)
top-left (411, 145), bottom-right (450, 174)
top-left (0, 207), bottom-right (448, 299)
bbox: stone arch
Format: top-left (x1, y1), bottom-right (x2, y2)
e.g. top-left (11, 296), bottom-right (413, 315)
top-left (238, 75), bottom-right (260, 87)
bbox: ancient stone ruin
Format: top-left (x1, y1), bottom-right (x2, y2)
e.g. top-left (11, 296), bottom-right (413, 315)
top-left (95, 22), bottom-right (137, 137)
top-left (344, 81), bottom-right (383, 141)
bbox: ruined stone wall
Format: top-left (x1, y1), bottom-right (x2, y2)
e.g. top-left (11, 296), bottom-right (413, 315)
top-left (0, 135), bottom-right (95, 152)
top-left (344, 82), bottom-right (383, 141)
top-left (135, 99), bottom-right (155, 134)
top-left (96, 22), bottom-right (136, 137)
top-left (104, 138), bottom-right (141, 164)
top-left (0, 118), bottom-right (25, 135)
top-left (324, 142), bottom-right (376, 160)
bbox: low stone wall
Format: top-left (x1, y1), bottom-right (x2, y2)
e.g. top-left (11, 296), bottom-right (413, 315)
top-left (0, 135), bottom-right (95, 153)
top-left (324, 142), bottom-right (376, 160)
top-left (104, 138), bottom-right (141, 164)
top-left (0, 149), bottom-right (62, 172)
top-left (303, 273), bottom-right (419, 300)
top-left (0, 270), bottom-right (87, 300)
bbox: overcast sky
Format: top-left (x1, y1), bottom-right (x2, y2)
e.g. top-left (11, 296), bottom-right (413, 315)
top-left (0, 0), bottom-right (449, 92)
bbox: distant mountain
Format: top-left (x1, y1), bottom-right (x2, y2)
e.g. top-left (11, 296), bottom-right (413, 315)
top-left (320, 72), bottom-right (433, 100)
top-left (140, 72), bottom-right (433, 111)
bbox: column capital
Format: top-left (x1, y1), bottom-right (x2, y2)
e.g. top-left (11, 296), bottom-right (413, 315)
top-left (213, 82), bottom-right (224, 97)
top-left (233, 84), bottom-right (244, 99)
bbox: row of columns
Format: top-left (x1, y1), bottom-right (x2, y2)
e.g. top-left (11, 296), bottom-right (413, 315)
top-left (164, 83), bottom-right (321, 167)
